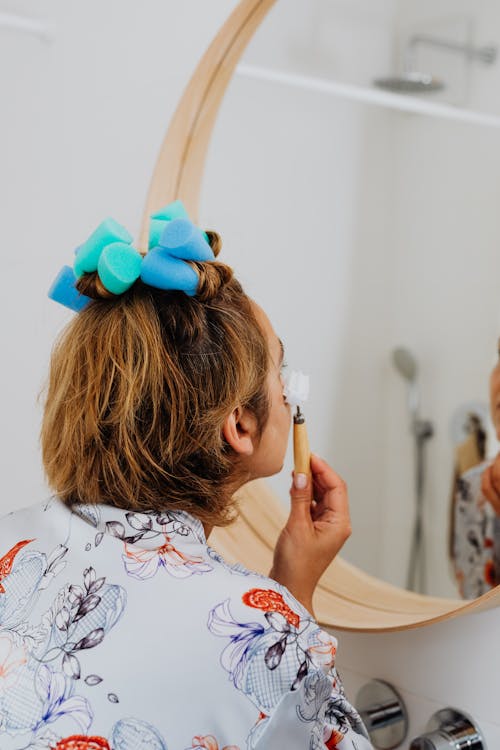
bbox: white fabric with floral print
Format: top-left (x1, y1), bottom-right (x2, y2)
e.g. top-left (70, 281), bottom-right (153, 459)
top-left (0, 497), bottom-right (372, 750)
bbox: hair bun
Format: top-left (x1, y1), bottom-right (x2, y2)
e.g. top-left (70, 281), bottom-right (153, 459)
top-left (75, 272), bottom-right (117, 300)
top-left (193, 261), bottom-right (234, 302)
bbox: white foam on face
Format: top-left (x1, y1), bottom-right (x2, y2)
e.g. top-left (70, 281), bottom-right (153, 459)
top-left (283, 370), bottom-right (310, 407)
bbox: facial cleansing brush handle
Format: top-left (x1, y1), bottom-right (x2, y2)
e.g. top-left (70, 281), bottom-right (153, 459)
top-left (293, 418), bottom-right (311, 476)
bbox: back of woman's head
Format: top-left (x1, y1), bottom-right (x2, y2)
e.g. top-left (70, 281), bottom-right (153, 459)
top-left (41, 242), bottom-right (270, 527)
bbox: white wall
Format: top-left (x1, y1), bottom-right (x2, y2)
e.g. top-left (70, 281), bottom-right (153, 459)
top-left (0, 0), bottom-right (239, 511)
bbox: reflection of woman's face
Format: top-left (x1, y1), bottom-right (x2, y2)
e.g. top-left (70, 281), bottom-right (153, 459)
top-left (490, 338), bottom-right (500, 440)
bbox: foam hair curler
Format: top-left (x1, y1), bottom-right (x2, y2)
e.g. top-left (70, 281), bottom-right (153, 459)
top-left (74, 218), bottom-right (133, 278)
top-left (48, 265), bottom-right (92, 312)
top-left (158, 218), bottom-right (213, 261)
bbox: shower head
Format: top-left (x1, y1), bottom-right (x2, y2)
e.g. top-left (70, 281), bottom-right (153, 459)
top-left (374, 71), bottom-right (444, 94)
top-left (392, 347), bottom-right (418, 383)
top-left (392, 347), bottom-right (420, 419)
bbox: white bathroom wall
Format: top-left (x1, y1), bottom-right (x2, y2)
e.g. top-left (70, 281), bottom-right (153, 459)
top-left (0, 0), bottom-right (239, 511)
top-left (338, 608), bottom-right (500, 746)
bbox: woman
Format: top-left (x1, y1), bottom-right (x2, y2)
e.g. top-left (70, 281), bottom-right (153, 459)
top-left (453, 339), bottom-right (500, 599)
top-left (0, 206), bottom-right (371, 750)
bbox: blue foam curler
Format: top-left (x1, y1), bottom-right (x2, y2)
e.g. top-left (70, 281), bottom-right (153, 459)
top-left (74, 218), bottom-right (133, 278)
top-left (158, 218), bottom-right (213, 262)
top-left (148, 201), bottom-right (190, 249)
top-left (97, 242), bottom-right (143, 295)
top-left (48, 265), bottom-right (92, 312)
top-left (140, 248), bottom-right (199, 296)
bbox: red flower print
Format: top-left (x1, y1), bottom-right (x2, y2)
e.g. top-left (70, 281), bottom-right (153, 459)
top-left (325, 729), bottom-right (344, 749)
top-left (51, 736), bottom-right (111, 750)
top-left (484, 559), bottom-right (497, 586)
top-left (191, 735), bottom-right (240, 750)
top-left (0, 539), bottom-right (35, 593)
top-left (242, 588), bottom-right (300, 628)
top-left (484, 537), bottom-right (494, 549)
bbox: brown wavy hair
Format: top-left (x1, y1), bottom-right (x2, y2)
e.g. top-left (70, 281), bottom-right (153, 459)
top-left (40, 232), bottom-right (270, 527)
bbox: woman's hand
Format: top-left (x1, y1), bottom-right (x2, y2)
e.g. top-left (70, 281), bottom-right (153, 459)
top-left (481, 454), bottom-right (500, 515)
top-left (269, 454), bottom-right (351, 617)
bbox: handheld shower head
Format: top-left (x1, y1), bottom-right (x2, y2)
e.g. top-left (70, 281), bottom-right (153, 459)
top-left (392, 347), bottom-right (418, 383)
top-left (392, 347), bottom-right (419, 417)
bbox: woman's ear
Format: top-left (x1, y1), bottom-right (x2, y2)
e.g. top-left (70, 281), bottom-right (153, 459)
top-left (222, 406), bottom-right (257, 456)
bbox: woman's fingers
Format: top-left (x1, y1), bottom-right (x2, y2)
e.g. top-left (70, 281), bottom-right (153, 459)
top-left (310, 454), bottom-right (346, 493)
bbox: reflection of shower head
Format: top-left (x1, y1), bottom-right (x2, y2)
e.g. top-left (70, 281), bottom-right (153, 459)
top-left (374, 35), bottom-right (497, 96)
top-left (392, 347), bottom-right (418, 383)
top-left (392, 347), bottom-right (420, 417)
top-left (374, 72), bottom-right (444, 93)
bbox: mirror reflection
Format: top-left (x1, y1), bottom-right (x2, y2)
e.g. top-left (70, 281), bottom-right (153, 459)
top-left (201, 0), bottom-right (500, 599)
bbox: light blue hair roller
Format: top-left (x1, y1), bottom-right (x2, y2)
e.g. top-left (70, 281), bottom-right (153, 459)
top-left (97, 242), bottom-right (143, 295)
top-left (158, 218), bottom-right (213, 261)
top-left (74, 218), bottom-right (133, 278)
top-left (48, 265), bottom-right (92, 312)
top-left (140, 248), bottom-right (200, 296)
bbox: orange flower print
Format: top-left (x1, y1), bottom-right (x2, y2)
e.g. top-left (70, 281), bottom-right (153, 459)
top-left (325, 729), bottom-right (344, 749)
top-left (242, 588), bottom-right (300, 628)
top-left (191, 736), bottom-right (240, 750)
top-left (123, 534), bottom-right (212, 580)
top-left (0, 538), bottom-right (34, 593)
top-left (307, 629), bottom-right (338, 670)
top-left (0, 632), bottom-right (26, 694)
top-left (484, 559), bottom-right (497, 586)
top-left (50, 736), bottom-right (111, 750)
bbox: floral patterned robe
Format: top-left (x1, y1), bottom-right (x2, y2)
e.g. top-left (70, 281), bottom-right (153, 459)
top-left (0, 497), bottom-right (372, 750)
top-left (453, 461), bottom-right (500, 598)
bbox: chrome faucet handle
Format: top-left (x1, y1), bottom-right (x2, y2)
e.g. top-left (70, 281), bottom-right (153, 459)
top-left (355, 680), bottom-right (408, 749)
top-left (409, 708), bottom-right (486, 749)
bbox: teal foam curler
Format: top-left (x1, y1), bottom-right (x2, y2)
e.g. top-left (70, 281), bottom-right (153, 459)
top-left (74, 218), bottom-right (133, 278)
top-left (97, 242), bottom-right (143, 295)
top-left (140, 248), bottom-right (199, 296)
top-left (159, 218), bottom-right (213, 261)
top-left (150, 200), bottom-right (189, 223)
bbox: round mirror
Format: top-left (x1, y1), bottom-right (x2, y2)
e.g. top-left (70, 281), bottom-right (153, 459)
top-left (141, 0), bottom-right (500, 628)
top-left (198, 0), bottom-right (500, 601)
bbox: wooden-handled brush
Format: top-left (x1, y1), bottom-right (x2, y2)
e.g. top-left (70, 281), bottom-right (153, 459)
top-left (284, 371), bottom-right (311, 478)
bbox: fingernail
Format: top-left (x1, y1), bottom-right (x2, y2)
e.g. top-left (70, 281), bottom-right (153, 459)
top-left (294, 473), bottom-right (308, 490)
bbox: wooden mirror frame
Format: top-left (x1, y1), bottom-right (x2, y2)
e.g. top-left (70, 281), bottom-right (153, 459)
top-left (138, 0), bottom-right (500, 631)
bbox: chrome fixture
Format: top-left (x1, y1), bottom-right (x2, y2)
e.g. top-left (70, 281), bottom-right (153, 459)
top-left (356, 680), bottom-right (408, 749)
top-left (409, 707), bottom-right (486, 749)
top-left (392, 346), bottom-right (434, 594)
top-left (375, 34), bottom-right (497, 94)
